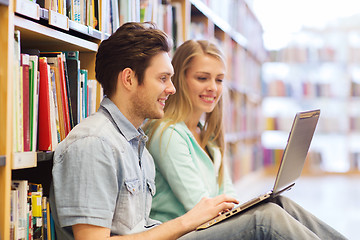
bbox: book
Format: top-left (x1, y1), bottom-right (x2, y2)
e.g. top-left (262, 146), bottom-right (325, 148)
top-left (21, 53), bottom-right (31, 152)
top-left (80, 69), bottom-right (88, 119)
top-left (38, 57), bottom-right (54, 151)
top-left (87, 79), bottom-right (97, 115)
top-left (13, 30), bottom-right (23, 153)
top-left (49, 68), bottom-right (61, 145)
top-left (110, 0), bottom-right (119, 30)
top-left (42, 197), bottom-right (48, 240)
top-left (64, 51), bottom-right (80, 125)
top-left (62, 53), bottom-right (75, 129)
top-left (58, 53), bottom-right (72, 134)
top-left (10, 189), bottom-right (19, 240)
top-left (31, 192), bottom-right (43, 240)
top-left (29, 55), bottom-right (40, 151)
top-left (46, 54), bottom-right (67, 140)
top-left (93, 0), bottom-right (100, 30)
top-left (46, 200), bottom-right (52, 240)
top-left (50, 208), bottom-right (56, 240)
top-left (11, 180), bottom-right (29, 240)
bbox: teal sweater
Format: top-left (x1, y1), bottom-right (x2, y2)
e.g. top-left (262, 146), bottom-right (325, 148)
top-left (147, 121), bottom-right (236, 222)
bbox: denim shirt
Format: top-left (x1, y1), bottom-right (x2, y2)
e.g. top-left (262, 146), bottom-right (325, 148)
top-left (50, 97), bottom-right (160, 239)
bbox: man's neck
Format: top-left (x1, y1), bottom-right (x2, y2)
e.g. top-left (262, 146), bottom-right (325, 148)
top-left (110, 95), bottom-right (143, 129)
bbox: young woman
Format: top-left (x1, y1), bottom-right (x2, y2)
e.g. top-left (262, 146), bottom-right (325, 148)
top-left (144, 39), bottom-right (346, 239)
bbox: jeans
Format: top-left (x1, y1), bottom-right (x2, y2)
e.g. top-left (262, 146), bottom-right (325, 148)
top-left (179, 196), bottom-right (347, 240)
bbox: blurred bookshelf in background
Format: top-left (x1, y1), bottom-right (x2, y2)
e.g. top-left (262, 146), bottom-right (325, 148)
top-left (261, 15), bottom-right (360, 174)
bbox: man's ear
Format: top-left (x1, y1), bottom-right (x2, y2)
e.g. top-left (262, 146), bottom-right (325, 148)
top-left (119, 68), bottom-right (136, 90)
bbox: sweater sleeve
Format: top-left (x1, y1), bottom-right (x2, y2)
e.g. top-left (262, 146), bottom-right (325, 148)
top-left (148, 124), bottom-right (212, 211)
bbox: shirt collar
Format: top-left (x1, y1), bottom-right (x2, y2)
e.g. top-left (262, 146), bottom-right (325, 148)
top-left (99, 97), bottom-right (147, 142)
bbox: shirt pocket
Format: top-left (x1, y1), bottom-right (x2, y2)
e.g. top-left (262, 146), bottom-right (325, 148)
top-left (125, 179), bottom-right (141, 195)
top-left (116, 179), bottom-right (142, 230)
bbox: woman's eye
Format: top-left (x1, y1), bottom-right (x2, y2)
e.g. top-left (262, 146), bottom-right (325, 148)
top-left (217, 79), bottom-right (224, 83)
top-left (197, 77), bottom-right (207, 81)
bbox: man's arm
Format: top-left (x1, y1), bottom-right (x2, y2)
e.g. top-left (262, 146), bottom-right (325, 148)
top-left (72, 194), bottom-right (238, 240)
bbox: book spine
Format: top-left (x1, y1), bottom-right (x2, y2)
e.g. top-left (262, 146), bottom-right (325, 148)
top-left (38, 57), bottom-right (53, 151)
top-left (21, 53), bottom-right (31, 152)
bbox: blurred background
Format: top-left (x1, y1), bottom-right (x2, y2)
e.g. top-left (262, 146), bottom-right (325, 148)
top-left (235, 1), bottom-right (360, 239)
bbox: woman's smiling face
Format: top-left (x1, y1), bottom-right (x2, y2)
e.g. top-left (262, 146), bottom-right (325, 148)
top-left (185, 54), bottom-right (225, 116)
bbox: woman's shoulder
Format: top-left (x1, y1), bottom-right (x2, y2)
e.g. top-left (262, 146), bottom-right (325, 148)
top-left (158, 121), bottom-right (190, 135)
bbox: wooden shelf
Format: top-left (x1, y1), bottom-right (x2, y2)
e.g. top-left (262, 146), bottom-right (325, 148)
top-left (37, 151), bottom-right (54, 162)
top-left (190, 0), bottom-right (248, 48)
top-left (14, 15), bottom-right (98, 52)
top-left (0, 0), bottom-right (8, 6)
top-left (0, 156), bottom-right (5, 166)
top-left (225, 132), bottom-right (261, 143)
top-left (38, 8), bottom-right (103, 40)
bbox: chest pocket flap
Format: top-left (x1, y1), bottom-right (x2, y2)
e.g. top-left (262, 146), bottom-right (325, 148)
top-left (124, 179), bottom-right (141, 195)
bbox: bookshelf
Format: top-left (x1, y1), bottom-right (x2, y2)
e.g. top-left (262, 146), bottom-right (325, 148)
top-left (0, 0), bottom-right (265, 238)
top-left (1, 0), bottom-right (104, 237)
top-left (0, 2), bottom-right (13, 239)
top-left (262, 25), bottom-right (360, 174)
top-left (189, 0), bottom-right (267, 181)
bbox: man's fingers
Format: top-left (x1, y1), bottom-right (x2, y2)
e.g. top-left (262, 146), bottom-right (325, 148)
top-left (213, 194), bottom-right (239, 205)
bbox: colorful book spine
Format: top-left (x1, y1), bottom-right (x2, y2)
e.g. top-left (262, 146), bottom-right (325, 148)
top-left (21, 53), bottom-right (31, 151)
top-left (38, 57), bottom-right (53, 151)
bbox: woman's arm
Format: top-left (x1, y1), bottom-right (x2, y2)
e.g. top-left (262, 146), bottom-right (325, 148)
top-left (148, 125), bottom-right (215, 210)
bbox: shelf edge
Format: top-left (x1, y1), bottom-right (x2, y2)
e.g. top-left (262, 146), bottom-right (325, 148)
top-left (14, 15), bottom-right (98, 52)
top-left (0, 155), bottom-right (5, 166)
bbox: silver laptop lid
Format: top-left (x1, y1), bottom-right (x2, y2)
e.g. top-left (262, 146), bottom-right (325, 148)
top-left (273, 109), bottom-right (320, 193)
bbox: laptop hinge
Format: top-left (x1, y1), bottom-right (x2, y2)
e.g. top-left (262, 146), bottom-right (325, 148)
top-left (272, 183), bottom-right (295, 198)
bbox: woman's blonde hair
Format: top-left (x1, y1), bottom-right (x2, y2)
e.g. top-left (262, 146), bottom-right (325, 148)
top-left (145, 39), bottom-right (226, 186)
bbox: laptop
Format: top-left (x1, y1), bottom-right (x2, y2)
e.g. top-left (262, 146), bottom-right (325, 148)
top-left (196, 109), bottom-right (321, 230)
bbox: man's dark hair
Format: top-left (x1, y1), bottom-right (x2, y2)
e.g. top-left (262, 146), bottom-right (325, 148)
top-left (95, 22), bottom-right (172, 97)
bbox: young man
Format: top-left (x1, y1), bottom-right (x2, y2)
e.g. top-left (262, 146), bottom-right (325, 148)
top-left (50, 22), bottom-right (347, 240)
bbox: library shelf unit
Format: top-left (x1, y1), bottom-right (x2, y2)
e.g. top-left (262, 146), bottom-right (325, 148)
top-left (1, 0), bottom-right (104, 237)
top-left (0, 0), bottom-right (265, 238)
top-left (261, 24), bottom-right (360, 175)
top-left (189, 0), bottom-right (267, 181)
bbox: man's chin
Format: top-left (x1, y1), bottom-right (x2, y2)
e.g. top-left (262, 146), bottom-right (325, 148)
top-left (147, 111), bottom-right (164, 120)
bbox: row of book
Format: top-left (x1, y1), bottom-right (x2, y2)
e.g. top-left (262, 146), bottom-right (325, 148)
top-left (13, 30), bottom-right (99, 153)
top-left (268, 46), bottom-right (338, 63)
top-left (350, 152), bottom-right (360, 171)
top-left (223, 89), bottom-right (262, 136)
top-left (262, 148), bottom-right (322, 173)
top-left (349, 116), bottom-right (360, 131)
top-left (226, 142), bottom-right (263, 181)
top-left (193, 0), bottom-right (266, 61)
top-left (265, 116), bottom-right (349, 133)
top-left (265, 117), bottom-right (293, 131)
top-left (11, 180), bottom-right (55, 240)
top-left (27, 0), bottom-right (184, 43)
top-left (269, 44), bottom-right (360, 64)
top-left (264, 80), bottom-right (335, 98)
top-left (350, 81), bottom-right (360, 97)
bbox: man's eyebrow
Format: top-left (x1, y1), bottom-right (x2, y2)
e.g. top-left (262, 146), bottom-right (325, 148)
top-left (160, 72), bottom-right (173, 76)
